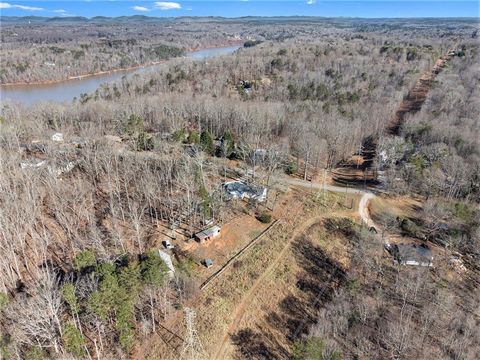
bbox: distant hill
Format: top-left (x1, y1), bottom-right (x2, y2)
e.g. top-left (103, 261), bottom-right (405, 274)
top-left (0, 15), bottom-right (478, 26)
top-left (46, 16), bottom-right (89, 23)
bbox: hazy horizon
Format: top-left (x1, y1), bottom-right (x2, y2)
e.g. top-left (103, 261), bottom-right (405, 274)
top-left (1, 1), bottom-right (479, 19)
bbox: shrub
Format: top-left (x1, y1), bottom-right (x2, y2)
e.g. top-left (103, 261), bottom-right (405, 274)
top-left (200, 130), bottom-right (215, 154)
top-left (188, 129), bottom-right (200, 144)
top-left (172, 128), bottom-right (187, 142)
top-left (74, 250), bottom-right (96, 271)
top-left (140, 250), bottom-right (168, 287)
top-left (270, 58), bottom-right (283, 68)
top-left (72, 50), bottom-right (85, 60)
top-left (244, 40), bottom-right (262, 48)
top-left (87, 261), bottom-right (142, 351)
top-left (400, 218), bottom-right (426, 240)
top-left (221, 131), bottom-right (235, 156)
top-left (406, 48), bottom-right (418, 61)
top-left (453, 202), bottom-right (475, 222)
top-left (0, 293), bottom-right (9, 311)
top-left (284, 162), bottom-right (297, 175)
top-left (123, 114), bottom-right (144, 136)
top-left (136, 132), bottom-right (154, 151)
top-left (24, 347), bottom-right (49, 360)
top-left (256, 212), bottom-right (272, 223)
top-left (292, 337), bottom-right (324, 360)
top-left (287, 84), bottom-right (299, 99)
top-left (62, 283), bottom-right (79, 314)
top-left (62, 323), bottom-right (85, 357)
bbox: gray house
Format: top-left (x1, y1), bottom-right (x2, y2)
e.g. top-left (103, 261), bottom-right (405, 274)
top-left (386, 243), bottom-right (433, 267)
top-left (223, 181), bottom-right (267, 202)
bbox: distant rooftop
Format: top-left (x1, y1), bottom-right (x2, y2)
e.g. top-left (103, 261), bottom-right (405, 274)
top-left (389, 243), bottom-right (433, 267)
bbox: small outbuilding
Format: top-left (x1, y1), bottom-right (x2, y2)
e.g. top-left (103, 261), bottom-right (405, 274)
top-left (195, 225), bottom-right (221, 243)
top-left (204, 258), bottom-right (214, 268)
top-left (386, 243), bottom-right (433, 267)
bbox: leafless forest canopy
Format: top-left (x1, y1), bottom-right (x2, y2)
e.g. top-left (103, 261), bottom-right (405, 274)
top-left (0, 16), bottom-right (479, 360)
top-left (0, 16), bottom-right (477, 83)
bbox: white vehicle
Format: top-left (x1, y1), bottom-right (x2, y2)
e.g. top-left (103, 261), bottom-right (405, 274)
top-left (162, 240), bottom-right (175, 250)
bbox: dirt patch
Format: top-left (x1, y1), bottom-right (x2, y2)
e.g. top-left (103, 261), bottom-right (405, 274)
top-left (227, 219), bottom-right (352, 359)
top-left (369, 195), bottom-right (422, 227)
top-left (182, 214), bottom-right (269, 281)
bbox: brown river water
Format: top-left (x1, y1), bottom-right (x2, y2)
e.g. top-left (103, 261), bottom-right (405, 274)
top-left (0, 45), bottom-right (240, 106)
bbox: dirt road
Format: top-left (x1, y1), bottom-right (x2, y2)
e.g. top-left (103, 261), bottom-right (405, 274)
top-left (280, 176), bottom-right (377, 229)
top-left (212, 176), bottom-right (379, 359)
top-left (212, 216), bottom-right (325, 360)
top-left (283, 177), bottom-right (383, 243)
top-left (281, 176), bottom-right (368, 196)
top-left (358, 192), bottom-right (377, 230)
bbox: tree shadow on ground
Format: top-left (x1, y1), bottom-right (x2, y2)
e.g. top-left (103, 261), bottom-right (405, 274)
top-left (231, 328), bottom-right (289, 360)
top-left (230, 228), bottom-right (347, 359)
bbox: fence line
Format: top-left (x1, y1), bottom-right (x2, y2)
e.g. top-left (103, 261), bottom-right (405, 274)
top-left (200, 219), bottom-right (280, 290)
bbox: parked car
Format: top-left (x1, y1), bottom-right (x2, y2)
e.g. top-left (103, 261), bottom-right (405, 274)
top-left (162, 240), bottom-right (174, 250)
top-left (202, 218), bottom-right (214, 226)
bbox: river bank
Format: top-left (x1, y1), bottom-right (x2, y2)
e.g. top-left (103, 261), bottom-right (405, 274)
top-left (1, 60), bottom-right (170, 87)
top-left (1, 41), bottom-right (243, 88)
top-left (0, 44), bottom-right (241, 106)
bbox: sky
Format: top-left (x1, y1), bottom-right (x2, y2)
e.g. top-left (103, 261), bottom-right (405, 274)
top-left (0, 1), bottom-right (479, 18)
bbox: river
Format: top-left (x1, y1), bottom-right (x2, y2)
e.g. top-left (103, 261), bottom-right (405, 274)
top-left (0, 45), bottom-right (240, 106)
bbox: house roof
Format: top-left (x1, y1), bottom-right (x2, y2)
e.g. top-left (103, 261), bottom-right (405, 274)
top-left (195, 225), bottom-right (221, 239)
top-left (223, 181), bottom-right (267, 201)
top-left (224, 181), bottom-right (252, 194)
top-left (391, 243), bottom-right (433, 265)
top-left (205, 258), bottom-right (213, 266)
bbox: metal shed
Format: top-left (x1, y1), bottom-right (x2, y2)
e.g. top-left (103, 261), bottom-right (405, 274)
top-left (195, 225), bottom-right (221, 243)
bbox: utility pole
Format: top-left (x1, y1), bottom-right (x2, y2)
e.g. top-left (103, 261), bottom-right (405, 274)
top-left (181, 307), bottom-right (204, 360)
top-left (323, 168), bottom-right (327, 203)
top-left (344, 182), bottom-right (349, 208)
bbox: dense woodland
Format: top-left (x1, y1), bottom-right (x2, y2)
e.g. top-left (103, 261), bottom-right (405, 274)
top-left (0, 17), bottom-right (479, 359)
top-left (0, 16), bottom-right (477, 83)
